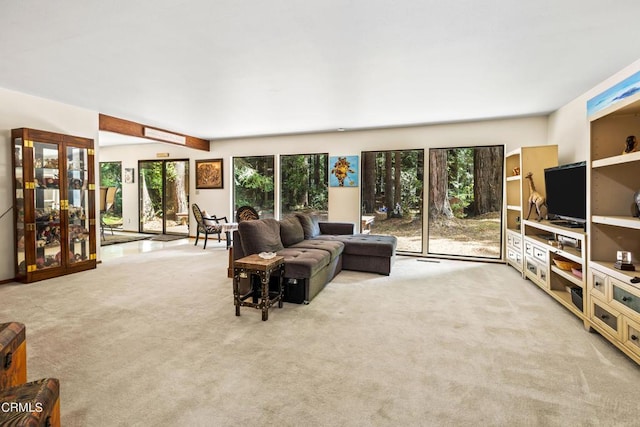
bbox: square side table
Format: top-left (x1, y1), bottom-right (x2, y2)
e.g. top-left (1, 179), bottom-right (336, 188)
top-left (233, 254), bottom-right (285, 321)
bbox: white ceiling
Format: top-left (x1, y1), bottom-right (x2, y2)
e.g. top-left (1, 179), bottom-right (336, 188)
top-left (2, 0), bottom-right (640, 141)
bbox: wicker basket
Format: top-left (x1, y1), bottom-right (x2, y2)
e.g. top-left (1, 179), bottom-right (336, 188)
top-left (552, 255), bottom-right (580, 271)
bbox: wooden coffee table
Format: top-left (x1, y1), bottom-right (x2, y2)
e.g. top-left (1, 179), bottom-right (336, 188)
top-left (233, 254), bottom-right (285, 321)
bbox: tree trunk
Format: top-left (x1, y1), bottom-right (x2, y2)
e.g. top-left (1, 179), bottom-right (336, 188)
top-left (394, 151), bottom-right (402, 207)
top-left (473, 146), bottom-right (504, 215)
top-left (303, 156), bottom-right (309, 207)
top-left (174, 162), bottom-right (188, 214)
top-left (313, 155), bottom-right (321, 187)
top-left (141, 174), bottom-right (155, 221)
top-left (363, 152), bottom-right (376, 214)
top-left (385, 151), bottom-right (394, 217)
top-left (429, 149), bottom-right (453, 219)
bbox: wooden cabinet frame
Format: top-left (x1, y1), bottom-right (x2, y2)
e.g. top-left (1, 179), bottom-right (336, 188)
top-left (12, 128), bottom-right (97, 283)
top-left (504, 145), bottom-right (558, 273)
top-left (587, 90), bottom-right (640, 365)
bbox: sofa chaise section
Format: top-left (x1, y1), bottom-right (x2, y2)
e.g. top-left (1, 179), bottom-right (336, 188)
top-left (332, 234), bottom-right (397, 275)
top-left (296, 213), bottom-right (397, 275)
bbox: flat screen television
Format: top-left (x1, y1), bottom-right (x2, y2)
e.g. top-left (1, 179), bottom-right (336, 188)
top-left (544, 161), bottom-right (587, 228)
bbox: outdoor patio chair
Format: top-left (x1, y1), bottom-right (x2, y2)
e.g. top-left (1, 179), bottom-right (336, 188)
top-left (192, 203), bottom-right (228, 249)
top-left (100, 186), bottom-right (119, 239)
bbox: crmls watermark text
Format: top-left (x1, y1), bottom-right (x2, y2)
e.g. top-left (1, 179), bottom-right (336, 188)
top-left (1, 402), bottom-right (44, 413)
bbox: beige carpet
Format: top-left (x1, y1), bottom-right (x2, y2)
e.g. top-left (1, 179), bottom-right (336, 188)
top-left (1, 244), bottom-right (639, 426)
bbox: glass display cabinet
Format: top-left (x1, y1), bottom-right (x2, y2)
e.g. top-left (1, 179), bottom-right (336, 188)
top-left (12, 128), bottom-right (97, 283)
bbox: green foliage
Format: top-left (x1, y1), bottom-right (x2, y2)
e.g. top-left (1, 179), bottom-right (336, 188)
top-left (99, 162), bottom-right (121, 187)
top-left (446, 148), bottom-right (474, 218)
top-left (281, 155), bottom-right (308, 209)
top-left (99, 162), bottom-right (122, 216)
top-left (401, 150), bottom-right (420, 170)
top-left (140, 162), bottom-right (162, 189)
top-left (400, 169), bottom-right (422, 216)
top-left (309, 190), bottom-right (327, 211)
top-left (280, 154), bottom-right (328, 213)
top-left (234, 156), bottom-right (275, 213)
top-left (448, 198), bottom-right (467, 218)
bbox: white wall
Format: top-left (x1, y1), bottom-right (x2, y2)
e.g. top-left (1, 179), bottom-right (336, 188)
top-left (0, 87), bottom-right (98, 282)
top-left (101, 116), bottom-right (549, 250)
top-left (548, 58), bottom-right (640, 164)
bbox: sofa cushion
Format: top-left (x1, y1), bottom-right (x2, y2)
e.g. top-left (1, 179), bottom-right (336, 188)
top-left (334, 234), bottom-right (397, 257)
top-left (280, 215), bottom-right (305, 247)
top-left (277, 247), bottom-right (330, 278)
top-left (238, 218), bottom-right (284, 254)
top-left (291, 239), bottom-right (344, 260)
top-left (296, 213), bottom-right (321, 239)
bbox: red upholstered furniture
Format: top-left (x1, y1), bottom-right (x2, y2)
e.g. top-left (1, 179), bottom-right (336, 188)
top-left (0, 322), bottom-right (27, 390)
top-left (0, 378), bottom-right (60, 427)
top-left (1, 322), bottom-right (61, 427)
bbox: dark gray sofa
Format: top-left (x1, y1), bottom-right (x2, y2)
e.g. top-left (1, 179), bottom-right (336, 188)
top-left (233, 213), bottom-right (397, 304)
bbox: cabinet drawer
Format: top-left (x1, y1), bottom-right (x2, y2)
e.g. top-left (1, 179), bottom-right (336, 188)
top-left (610, 277), bottom-right (640, 317)
top-left (591, 300), bottom-right (620, 337)
top-left (525, 258), bottom-right (538, 276)
top-left (533, 246), bottom-right (547, 263)
top-left (589, 270), bottom-right (607, 300)
top-left (524, 241), bottom-right (533, 257)
top-left (507, 234), bottom-right (522, 251)
top-left (623, 317), bottom-right (640, 357)
top-left (507, 248), bottom-right (519, 263)
top-left (525, 258), bottom-right (547, 287)
top-left (512, 235), bottom-right (522, 250)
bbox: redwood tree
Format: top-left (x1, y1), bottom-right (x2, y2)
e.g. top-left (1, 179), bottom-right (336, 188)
top-left (473, 146), bottom-right (504, 215)
top-left (385, 151), bottom-right (394, 216)
top-left (362, 151), bottom-right (377, 213)
top-left (394, 151), bottom-right (402, 207)
top-left (429, 149), bottom-right (453, 219)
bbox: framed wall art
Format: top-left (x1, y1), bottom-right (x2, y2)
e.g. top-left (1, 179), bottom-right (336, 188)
top-left (196, 158), bottom-right (223, 189)
top-left (587, 69), bottom-right (640, 118)
top-left (329, 155), bottom-right (359, 187)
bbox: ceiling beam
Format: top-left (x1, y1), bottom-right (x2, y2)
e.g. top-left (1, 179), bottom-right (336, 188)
top-left (99, 114), bottom-right (210, 151)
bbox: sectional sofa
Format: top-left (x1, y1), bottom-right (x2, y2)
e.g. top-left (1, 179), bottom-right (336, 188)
top-left (233, 213), bottom-right (397, 304)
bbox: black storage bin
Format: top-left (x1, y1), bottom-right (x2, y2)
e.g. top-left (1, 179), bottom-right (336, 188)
top-left (570, 287), bottom-right (583, 312)
top-left (284, 278), bottom-right (306, 304)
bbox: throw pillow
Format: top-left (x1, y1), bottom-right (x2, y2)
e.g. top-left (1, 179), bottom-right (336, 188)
top-left (296, 213), bottom-right (321, 239)
top-left (238, 218), bottom-right (284, 254)
top-left (280, 216), bottom-right (305, 247)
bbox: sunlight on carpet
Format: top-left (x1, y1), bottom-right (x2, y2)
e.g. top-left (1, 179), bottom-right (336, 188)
top-left (100, 234), bottom-right (150, 246)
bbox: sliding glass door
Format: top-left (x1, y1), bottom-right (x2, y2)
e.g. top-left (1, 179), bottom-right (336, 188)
top-left (139, 159), bottom-right (189, 235)
top-left (427, 146), bottom-right (504, 259)
top-left (361, 149), bottom-right (424, 253)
